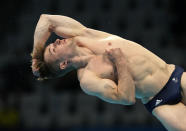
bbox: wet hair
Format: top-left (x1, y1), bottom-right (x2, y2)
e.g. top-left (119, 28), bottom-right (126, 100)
top-left (31, 46), bottom-right (75, 80)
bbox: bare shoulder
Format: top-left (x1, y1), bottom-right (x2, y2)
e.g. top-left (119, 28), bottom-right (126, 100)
top-left (77, 68), bottom-right (95, 82)
top-left (77, 68), bottom-right (86, 81)
top-left (77, 68), bottom-right (100, 95)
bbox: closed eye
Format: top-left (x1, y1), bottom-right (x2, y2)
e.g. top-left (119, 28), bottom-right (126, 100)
top-left (49, 47), bottom-right (52, 55)
top-left (48, 46), bottom-right (55, 55)
top-left (53, 48), bottom-right (56, 53)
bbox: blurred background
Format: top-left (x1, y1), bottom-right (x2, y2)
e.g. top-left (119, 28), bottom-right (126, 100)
top-left (0, 0), bottom-right (186, 131)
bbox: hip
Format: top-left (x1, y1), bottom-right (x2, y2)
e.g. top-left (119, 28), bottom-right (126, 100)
top-left (135, 64), bottom-right (176, 103)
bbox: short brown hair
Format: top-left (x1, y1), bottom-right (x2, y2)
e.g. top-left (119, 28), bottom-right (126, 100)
top-left (31, 46), bottom-right (57, 80)
top-left (31, 46), bottom-right (75, 80)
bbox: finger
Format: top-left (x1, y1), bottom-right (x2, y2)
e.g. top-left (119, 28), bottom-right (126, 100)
top-left (105, 49), bottom-right (111, 56)
top-left (32, 59), bottom-right (37, 65)
top-left (105, 49), bottom-right (109, 53)
top-left (33, 71), bottom-right (40, 77)
top-left (116, 48), bottom-right (121, 52)
top-left (106, 46), bottom-right (113, 51)
top-left (106, 51), bottom-right (112, 57)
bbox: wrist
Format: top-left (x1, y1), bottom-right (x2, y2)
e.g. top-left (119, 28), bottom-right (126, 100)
top-left (32, 46), bottom-right (45, 59)
top-left (114, 57), bottom-right (126, 65)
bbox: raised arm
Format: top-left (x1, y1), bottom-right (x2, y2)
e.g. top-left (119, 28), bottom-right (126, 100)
top-left (79, 48), bottom-right (135, 105)
top-left (32, 14), bottom-right (112, 57)
top-left (32, 14), bottom-right (86, 57)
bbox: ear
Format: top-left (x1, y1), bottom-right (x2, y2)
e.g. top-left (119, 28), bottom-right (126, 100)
top-left (59, 60), bottom-right (68, 70)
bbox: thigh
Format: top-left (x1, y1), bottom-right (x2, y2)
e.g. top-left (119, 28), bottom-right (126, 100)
top-left (181, 72), bottom-right (186, 105)
top-left (152, 102), bottom-right (186, 131)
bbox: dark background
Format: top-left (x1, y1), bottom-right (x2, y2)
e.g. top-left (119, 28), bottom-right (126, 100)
top-left (0, 0), bottom-right (185, 131)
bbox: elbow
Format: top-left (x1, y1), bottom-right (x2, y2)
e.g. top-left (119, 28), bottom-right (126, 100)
top-left (40, 14), bottom-right (49, 18)
top-left (114, 90), bottom-right (136, 105)
top-left (119, 95), bottom-right (136, 105)
top-left (40, 14), bottom-right (51, 22)
top-left (127, 98), bottom-right (136, 105)
top-left (40, 14), bottom-right (54, 32)
top-left (113, 90), bottom-right (136, 105)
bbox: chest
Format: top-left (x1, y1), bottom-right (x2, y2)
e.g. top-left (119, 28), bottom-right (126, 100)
top-left (86, 55), bottom-right (117, 81)
top-left (75, 36), bottom-right (126, 55)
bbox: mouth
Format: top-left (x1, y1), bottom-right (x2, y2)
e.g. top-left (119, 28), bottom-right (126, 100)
top-left (53, 39), bottom-right (66, 47)
top-left (60, 39), bottom-right (66, 45)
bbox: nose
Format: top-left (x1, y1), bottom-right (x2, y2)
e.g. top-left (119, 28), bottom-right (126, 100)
top-left (53, 42), bottom-right (57, 47)
top-left (60, 39), bottom-right (67, 45)
top-left (53, 39), bottom-right (60, 47)
top-left (56, 39), bottom-right (60, 45)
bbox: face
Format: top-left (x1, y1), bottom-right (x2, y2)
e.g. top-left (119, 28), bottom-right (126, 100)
top-left (44, 38), bottom-right (76, 68)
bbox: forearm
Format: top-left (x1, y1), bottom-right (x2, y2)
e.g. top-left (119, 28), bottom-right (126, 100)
top-left (115, 59), bottom-right (136, 104)
top-left (32, 14), bottom-right (51, 58)
top-left (32, 14), bottom-right (86, 58)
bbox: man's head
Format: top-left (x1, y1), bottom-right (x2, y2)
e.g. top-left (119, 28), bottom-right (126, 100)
top-left (32, 38), bottom-right (78, 80)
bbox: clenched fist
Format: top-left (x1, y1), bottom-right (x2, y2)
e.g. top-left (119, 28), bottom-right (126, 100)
top-left (31, 59), bottom-right (40, 77)
top-left (105, 48), bottom-right (126, 64)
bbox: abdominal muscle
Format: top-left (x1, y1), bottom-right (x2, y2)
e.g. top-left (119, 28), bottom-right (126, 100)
top-left (128, 54), bottom-right (175, 104)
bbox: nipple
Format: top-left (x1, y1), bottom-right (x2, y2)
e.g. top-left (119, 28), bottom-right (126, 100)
top-left (108, 42), bottom-right (112, 46)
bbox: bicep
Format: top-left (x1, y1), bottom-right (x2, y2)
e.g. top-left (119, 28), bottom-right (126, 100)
top-left (80, 71), bottom-right (120, 103)
top-left (81, 76), bottom-right (117, 96)
top-left (46, 14), bottom-right (112, 38)
top-left (46, 14), bottom-right (86, 38)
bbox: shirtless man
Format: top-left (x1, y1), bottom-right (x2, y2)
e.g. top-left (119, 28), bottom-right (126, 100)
top-left (31, 14), bottom-right (186, 131)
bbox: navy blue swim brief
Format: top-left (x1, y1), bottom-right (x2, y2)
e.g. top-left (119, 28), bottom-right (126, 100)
top-left (144, 65), bottom-right (184, 113)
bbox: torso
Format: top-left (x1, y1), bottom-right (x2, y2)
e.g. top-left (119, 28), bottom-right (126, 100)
top-left (74, 35), bottom-right (176, 104)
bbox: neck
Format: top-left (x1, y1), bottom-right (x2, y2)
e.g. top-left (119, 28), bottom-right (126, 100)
top-left (71, 46), bottom-right (95, 69)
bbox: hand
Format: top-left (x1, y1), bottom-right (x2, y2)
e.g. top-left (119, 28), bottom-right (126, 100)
top-left (105, 48), bottom-right (125, 63)
top-left (31, 59), bottom-right (40, 77)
